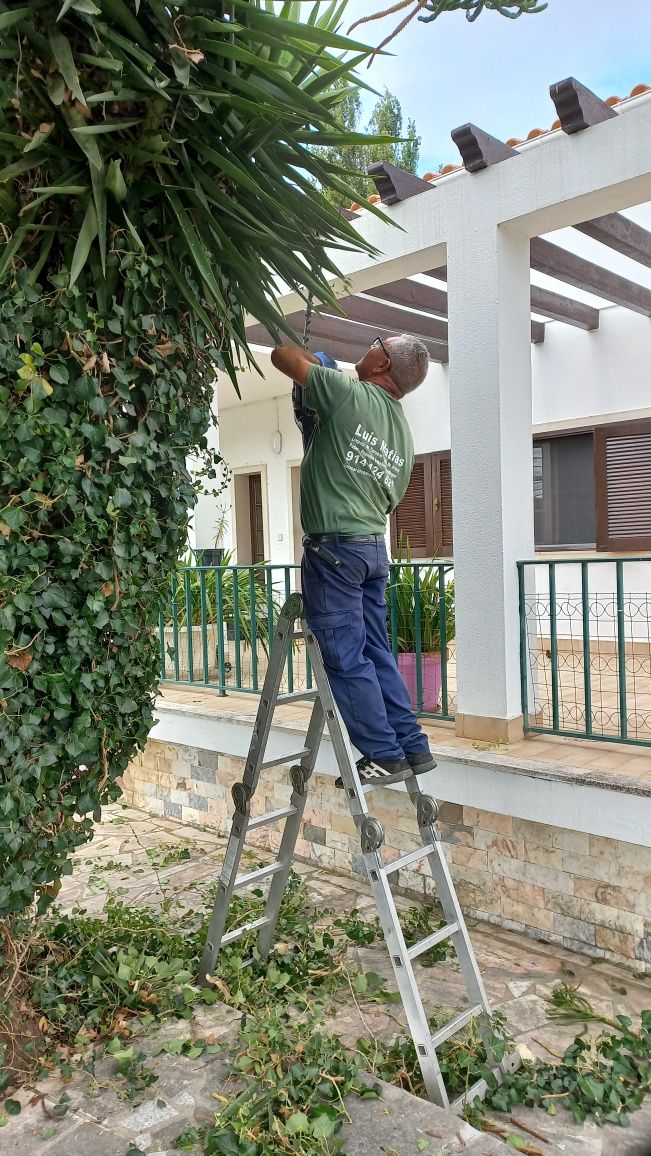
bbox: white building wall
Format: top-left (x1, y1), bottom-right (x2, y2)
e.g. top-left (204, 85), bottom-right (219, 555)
top-left (218, 394), bottom-right (303, 566)
top-left (531, 305), bottom-right (651, 430)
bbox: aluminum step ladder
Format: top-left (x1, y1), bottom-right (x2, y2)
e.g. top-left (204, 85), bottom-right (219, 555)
top-left (199, 593), bottom-right (515, 1110)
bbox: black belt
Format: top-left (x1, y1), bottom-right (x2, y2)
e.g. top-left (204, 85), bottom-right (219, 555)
top-left (304, 533), bottom-right (383, 544)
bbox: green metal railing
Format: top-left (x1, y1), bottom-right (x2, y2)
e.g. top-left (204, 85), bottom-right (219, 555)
top-left (159, 561), bottom-right (456, 720)
top-left (518, 557), bottom-right (651, 747)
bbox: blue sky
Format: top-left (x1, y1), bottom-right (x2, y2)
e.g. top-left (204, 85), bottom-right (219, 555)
top-left (344, 0), bottom-right (651, 174)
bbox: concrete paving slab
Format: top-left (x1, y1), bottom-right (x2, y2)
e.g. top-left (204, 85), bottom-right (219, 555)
top-left (4, 805), bottom-right (650, 1156)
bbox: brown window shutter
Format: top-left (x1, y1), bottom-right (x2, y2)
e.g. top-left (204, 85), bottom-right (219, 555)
top-left (390, 454), bottom-right (434, 558)
top-left (436, 451), bottom-right (453, 556)
top-left (595, 419), bottom-right (651, 550)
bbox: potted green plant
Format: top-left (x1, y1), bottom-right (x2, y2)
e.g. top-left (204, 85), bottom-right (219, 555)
top-left (163, 550), bottom-right (278, 679)
top-left (386, 545), bottom-right (455, 713)
top-left (197, 503), bottom-right (230, 567)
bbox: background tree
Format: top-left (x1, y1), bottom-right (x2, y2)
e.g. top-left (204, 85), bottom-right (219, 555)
top-left (318, 85), bottom-right (421, 206)
top-left (0, 0), bottom-right (388, 920)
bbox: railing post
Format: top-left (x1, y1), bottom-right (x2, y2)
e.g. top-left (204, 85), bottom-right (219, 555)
top-left (170, 571), bottom-right (180, 682)
top-left (232, 564), bottom-right (242, 688)
top-left (249, 568), bottom-right (259, 692)
top-left (616, 560), bottom-right (628, 740)
top-left (438, 564), bottom-right (449, 719)
top-left (548, 562), bottom-right (559, 732)
top-left (216, 566), bottom-right (227, 695)
top-left (581, 562), bottom-right (592, 737)
top-left (414, 563), bottom-right (423, 712)
top-left (200, 569), bottom-right (209, 685)
top-left (517, 563), bottom-right (529, 730)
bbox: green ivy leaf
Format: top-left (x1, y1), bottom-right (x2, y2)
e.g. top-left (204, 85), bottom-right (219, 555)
top-left (285, 1112), bottom-right (310, 1135)
top-left (4, 1099), bottom-right (21, 1116)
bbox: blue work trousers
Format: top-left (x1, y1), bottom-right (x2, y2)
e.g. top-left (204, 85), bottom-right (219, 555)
top-left (301, 538), bottom-right (429, 761)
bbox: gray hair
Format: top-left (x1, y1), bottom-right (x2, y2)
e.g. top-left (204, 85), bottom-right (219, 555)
top-left (387, 334), bottom-right (429, 396)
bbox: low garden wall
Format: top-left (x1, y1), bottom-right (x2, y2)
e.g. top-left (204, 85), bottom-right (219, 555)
top-left (122, 738), bottom-right (651, 975)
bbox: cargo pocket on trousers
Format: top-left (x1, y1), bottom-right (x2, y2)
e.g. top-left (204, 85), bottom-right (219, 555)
top-left (308, 611), bottom-right (354, 672)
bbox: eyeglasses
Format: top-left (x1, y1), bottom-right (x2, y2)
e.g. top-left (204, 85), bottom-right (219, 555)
top-left (373, 336), bottom-right (390, 361)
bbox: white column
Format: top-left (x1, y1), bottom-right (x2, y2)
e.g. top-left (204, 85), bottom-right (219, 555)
top-left (446, 225), bottom-right (534, 741)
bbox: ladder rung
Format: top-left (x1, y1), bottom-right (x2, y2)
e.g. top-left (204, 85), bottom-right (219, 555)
top-left (430, 1004), bottom-right (484, 1050)
top-left (235, 861), bottom-right (284, 889)
top-left (276, 690), bottom-right (317, 704)
top-left (221, 915), bottom-right (271, 947)
top-left (248, 805), bottom-right (297, 831)
top-left (261, 748), bottom-right (310, 770)
top-left (383, 844), bottom-right (437, 877)
top-left (407, 922), bottom-right (459, 961)
top-left (450, 1077), bottom-right (490, 1113)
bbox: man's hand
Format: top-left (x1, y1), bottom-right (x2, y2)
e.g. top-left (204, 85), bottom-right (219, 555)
top-left (270, 344), bottom-right (320, 388)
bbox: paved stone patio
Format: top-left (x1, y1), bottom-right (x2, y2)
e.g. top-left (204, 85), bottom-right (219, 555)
top-left (5, 804), bottom-right (651, 1156)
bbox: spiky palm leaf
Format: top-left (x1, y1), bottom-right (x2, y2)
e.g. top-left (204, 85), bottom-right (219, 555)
top-left (0, 0), bottom-right (392, 382)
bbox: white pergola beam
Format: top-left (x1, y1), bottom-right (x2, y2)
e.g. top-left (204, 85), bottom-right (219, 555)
top-left (257, 96), bottom-right (651, 323)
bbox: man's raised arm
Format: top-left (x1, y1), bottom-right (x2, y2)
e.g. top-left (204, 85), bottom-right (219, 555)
top-left (270, 344), bottom-right (319, 388)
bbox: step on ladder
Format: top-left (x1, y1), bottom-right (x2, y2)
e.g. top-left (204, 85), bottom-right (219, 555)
top-left (199, 594), bottom-right (516, 1111)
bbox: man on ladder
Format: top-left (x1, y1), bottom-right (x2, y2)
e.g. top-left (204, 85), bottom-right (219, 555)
top-left (271, 332), bottom-right (436, 788)
top-left (198, 332), bottom-right (508, 1111)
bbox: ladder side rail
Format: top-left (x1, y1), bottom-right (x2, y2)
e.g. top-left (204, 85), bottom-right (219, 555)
top-left (199, 596), bottom-right (301, 982)
top-left (256, 697), bottom-right (326, 960)
top-left (242, 596), bottom-right (304, 795)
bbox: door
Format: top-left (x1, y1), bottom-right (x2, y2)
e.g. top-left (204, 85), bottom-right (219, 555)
top-left (248, 472), bottom-right (265, 565)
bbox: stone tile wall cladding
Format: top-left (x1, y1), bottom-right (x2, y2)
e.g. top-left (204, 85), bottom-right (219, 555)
top-left (122, 739), bottom-right (651, 975)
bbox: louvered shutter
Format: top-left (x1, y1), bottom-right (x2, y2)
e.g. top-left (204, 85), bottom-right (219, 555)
top-left (436, 451), bottom-right (453, 556)
top-left (595, 420), bottom-right (651, 550)
top-left (390, 455), bottom-right (435, 558)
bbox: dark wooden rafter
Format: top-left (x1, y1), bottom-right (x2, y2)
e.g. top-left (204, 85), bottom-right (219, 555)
top-left (425, 266), bottom-right (599, 330)
top-left (530, 237), bottom-right (651, 315)
top-left (245, 316), bottom-right (449, 364)
top-left (530, 285), bottom-right (599, 330)
top-left (575, 213), bottom-right (651, 269)
top-left (450, 124), bottom-right (517, 173)
top-left (367, 161), bottom-right (433, 205)
top-left (334, 294), bottom-right (448, 343)
top-left (550, 77), bottom-right (618, 134)
top-left (287, 311), bottom-right (449, 363)
top-left (363, 278), bottom-right (448, 317)
top-left (368, 277), bottom-right (544, 343)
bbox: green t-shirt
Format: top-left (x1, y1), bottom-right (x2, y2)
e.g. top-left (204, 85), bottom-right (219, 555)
top-left (300, 366), bottom-right (414, 535)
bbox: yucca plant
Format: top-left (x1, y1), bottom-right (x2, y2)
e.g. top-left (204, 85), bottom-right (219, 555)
top-left (169, 549), bottom-right (277, 654)
top-left (0, 0), bottom-right (391, 917)
top-left (387, 542), bottom-right (455, 655)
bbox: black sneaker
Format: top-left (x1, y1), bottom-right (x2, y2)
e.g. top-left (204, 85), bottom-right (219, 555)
top-left (335, 756), bottom-right (426, 789)
top-left (404, 749), bottom-right (437, 773)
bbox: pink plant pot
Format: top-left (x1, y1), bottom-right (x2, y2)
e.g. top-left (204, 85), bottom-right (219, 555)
top-left (398, 652), bottom-right (443, 713)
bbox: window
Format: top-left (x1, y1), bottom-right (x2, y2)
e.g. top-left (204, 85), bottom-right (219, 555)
top-left (595, 419), bottom-right (651, 550)
top-left (390, 421), bottom-right (651, 557)
top-left (390, 452), bottom-right (452, 558)
top-left (533, 433), bottom-right (596, 548)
